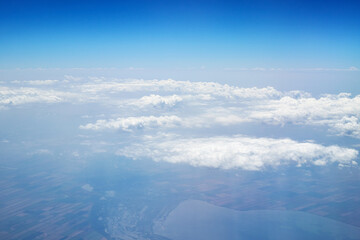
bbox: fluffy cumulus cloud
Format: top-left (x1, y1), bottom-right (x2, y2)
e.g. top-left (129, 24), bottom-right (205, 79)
top-left (132, 94), bottom-right (183, 108)
top-left (247, 94), bottom-right (360, 138)
top-left (80, 115), bottom-right (181, 131)
top-left (117, 136), bottom-right (358, 171)
top-left (331, 116), bottom-right (360, 137)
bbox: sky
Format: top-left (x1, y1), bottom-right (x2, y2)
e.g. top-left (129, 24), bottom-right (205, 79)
top-left (0, 0), bottom-right (359, 70)
top-left (0, 0), bottom-right (359, 170)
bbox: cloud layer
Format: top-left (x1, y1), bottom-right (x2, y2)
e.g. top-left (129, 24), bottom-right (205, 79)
top-left (1, 76), bottom-right (359, 170)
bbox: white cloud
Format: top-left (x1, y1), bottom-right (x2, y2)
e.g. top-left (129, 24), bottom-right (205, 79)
top-left (251, 94), bottom-right (360, 122)
top-left (28, 149), bottom-right (53, 155)
top-left (223, 66), bottom-right (359, 72)
top-left (117, 135), bottom-right (358, 171)
top-left (190, 93), bottom-right (360, 138)
top-left (299, 67), bottom-right (359, 71)
top-left (348, 66), bottom-right (359, 71)
top-left (82, 184), bottom-right (94, 192)
top-left (26, 80), bottom-right (59, 85)
top-left (0, 86), bottom-right (76, 107)
top-left (80, 115), bottom-right (182, 131)
top-left (64, 75), bottom-right (83, 82)
top-left (132, 94), bottom-right (183, 108)
top-left (247, 94), bottom-right (360, 138)
top-left (330, 116), bottom-right (360, 138)
top-left (105, 190), bottom-right (115, 197)
top-left (78, 79), bottom-right (282, 99)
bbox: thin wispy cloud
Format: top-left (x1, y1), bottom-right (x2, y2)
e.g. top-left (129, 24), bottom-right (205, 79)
top-left (80, 115), bottom-right (182, 131)
top-left (224, 67), bottom-right (359, 72)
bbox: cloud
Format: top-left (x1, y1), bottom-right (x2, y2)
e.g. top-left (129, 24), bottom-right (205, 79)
top-left (28, 149), bottom-right (53, 155)
top-left (330, 116), bottom-right (360, 138)
top-left (82, 184), bottom-right (94, 192)
top-left (188, 93), bottom-right (360, 138)
top-left (117, 135), bottom-right (358, 171)
top-left (78, 79), bottom-right (282, 99)
top-left (10, 79), bottom-right (59, 86)
top-left (132, 94), bottom-right (183, 108)
top-left (74, 78), bottom-right (360, 138)
top-left (64, 75), bottom-right (83, 82)
top-left (298, 67), bottom-right (359, 72)
top-left (2, 78), bottom-right (359, 139)
top-left (105, 190), bottom-right (115, 197)
top-left (0, 86), bottom-right (76, 107)
top-left (80, 115), bottom-right (182, 131)
top-left (26, 80), bottom-right (59, 85)
top-left (224, 67), bottom-right (359, 72)
top-left (247, 94), bottom-right (360, 138)
top-left (2, 76), bottom-right (359, 171)
top-left (348, 66), bottom-right (359, 71)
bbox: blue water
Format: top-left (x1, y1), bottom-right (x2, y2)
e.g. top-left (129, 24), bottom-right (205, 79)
top-left (154, 200), bottom-right (360, 240)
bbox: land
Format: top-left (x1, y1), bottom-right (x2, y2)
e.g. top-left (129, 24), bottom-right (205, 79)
top-left (0, 153), bottom-right (360, 239)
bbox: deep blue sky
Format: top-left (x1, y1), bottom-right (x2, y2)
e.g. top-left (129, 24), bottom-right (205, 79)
top-left (0, 0), bottom-right (359, 70)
